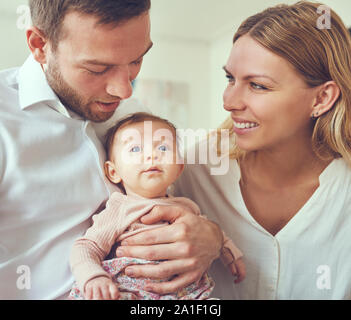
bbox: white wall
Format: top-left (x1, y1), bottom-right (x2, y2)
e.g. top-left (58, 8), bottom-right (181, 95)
top-left (0, 11), bottom-right (29, 69)
top-left (209, 29), bottom-right (234, 129)
top-left (134, 34), bottom-right (211, 130)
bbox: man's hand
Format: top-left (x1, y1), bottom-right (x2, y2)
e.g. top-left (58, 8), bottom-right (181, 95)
top-left (115, 205), bottom-right (223, 295)
top-left (84, 276), bottom-right (120, 300)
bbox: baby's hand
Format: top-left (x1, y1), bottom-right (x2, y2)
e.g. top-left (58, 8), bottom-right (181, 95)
top-left (228, 257), bottom-right (246, 284)
top-left (220, 246), bottom-right (246, 283)
top-left (84, 276), bottom-right (120, 300)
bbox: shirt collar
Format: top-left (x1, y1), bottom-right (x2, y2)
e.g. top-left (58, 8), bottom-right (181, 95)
top-left (18, 55), bottom-right (72, 118)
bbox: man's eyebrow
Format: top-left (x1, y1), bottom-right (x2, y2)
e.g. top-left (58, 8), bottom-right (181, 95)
top-left (81, 42), bottom-right (154, 66)
top-left (222, 66), bottom-right (278, 84)
top-left (138, 41), bottom-right (154, 61)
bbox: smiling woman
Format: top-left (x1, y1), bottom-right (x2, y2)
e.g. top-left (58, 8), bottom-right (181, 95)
top-left (220, 1), bottom-right (351, 163)
top-left (174, 1), bottom-right (351, 299)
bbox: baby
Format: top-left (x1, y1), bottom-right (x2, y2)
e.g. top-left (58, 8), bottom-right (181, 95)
top-left (69, 112), bottom-right (244, 300)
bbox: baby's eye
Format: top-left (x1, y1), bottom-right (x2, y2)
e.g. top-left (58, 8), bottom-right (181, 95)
top-left (158, 145), bottom-right (168, 152)
top-left (130, 146), bottom-right (141, 153)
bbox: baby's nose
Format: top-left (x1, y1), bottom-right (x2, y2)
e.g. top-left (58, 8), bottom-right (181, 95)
top-left (145, 151), bottom-right (159, 163)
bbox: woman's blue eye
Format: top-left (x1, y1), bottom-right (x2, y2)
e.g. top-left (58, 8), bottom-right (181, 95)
top-left (130, 146), bottom-right (141, 152)
top-left (158, 145), bottom-right (168, 152)
top-left (225, 74), bottom-right (235, 83)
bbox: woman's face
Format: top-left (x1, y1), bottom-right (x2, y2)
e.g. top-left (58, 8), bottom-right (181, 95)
top-left (223, 35), bottom-right (319, 153)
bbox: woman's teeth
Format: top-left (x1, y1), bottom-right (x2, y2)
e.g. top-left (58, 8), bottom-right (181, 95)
top-left (234, 122), bottom-right (259, 129)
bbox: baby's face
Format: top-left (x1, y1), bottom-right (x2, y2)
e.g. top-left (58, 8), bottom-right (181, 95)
top-left (107, 120), bottom-right (183, 198)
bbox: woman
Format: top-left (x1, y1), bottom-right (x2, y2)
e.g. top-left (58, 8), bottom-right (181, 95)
top-left (174, 1), bottom-right (351, 299)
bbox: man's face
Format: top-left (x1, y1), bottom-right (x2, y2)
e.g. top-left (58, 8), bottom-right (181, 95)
top-left (44, 11), bottom-right (152, 122)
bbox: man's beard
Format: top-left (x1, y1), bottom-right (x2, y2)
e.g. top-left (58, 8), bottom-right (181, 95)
top-left (44, 57), bottom-right (115, 123)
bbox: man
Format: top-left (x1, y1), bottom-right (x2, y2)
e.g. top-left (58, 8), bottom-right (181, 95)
top-left (0, 0), bottom-right (222, 299)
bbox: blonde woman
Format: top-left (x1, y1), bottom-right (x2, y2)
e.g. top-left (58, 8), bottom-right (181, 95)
top-left (175, 1), bottom-right (351, 299)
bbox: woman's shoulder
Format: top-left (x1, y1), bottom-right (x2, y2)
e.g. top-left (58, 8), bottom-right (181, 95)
top-left (320, 158), bottom-right (351, 183)
top-left (175, 160), bottom-right (239, 200)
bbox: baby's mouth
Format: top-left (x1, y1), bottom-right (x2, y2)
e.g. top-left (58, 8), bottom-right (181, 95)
top-left (143, 166), bottom-right (163, 173)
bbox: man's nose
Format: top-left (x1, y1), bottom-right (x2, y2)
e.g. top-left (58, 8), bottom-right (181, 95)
top-left (105, 66), bottom-right (133, 100)
top-left (223, 83), bottom-right (246, 112)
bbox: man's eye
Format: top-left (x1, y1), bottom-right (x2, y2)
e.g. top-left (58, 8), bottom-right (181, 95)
top-left (131, 59), bottom-right (143, 66)
top-left (86, 68), bottom-right (109, 75)
top-left (130, 146), bottom-right (141, 152)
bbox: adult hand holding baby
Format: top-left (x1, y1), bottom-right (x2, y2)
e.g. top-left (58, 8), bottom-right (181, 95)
top-left (116, 205), bottom-right (223, 295)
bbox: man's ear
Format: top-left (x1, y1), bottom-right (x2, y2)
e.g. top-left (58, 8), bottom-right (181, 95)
top-left (104, 161), bottom-right (122, 184)
top-left (310, 81), bottom-right (340, 119)
top-left (26, 26), bottom-right (49, 65)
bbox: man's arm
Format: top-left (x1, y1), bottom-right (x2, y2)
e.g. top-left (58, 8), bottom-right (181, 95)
top-left (0, 131), bottom-right (5, 185)
top-left (115, 205), bottom-right (223, 294)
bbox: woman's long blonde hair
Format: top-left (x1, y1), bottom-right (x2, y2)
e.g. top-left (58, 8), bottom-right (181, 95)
top-left (218, 1), bottom-right (351, 165)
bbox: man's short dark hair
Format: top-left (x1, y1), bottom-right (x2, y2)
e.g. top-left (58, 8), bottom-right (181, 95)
top-left (29, 0), bottom-right (151, 50)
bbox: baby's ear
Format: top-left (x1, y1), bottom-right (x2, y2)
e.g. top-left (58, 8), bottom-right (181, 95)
top-left (177, 163), bottom-right (185, 179)
top-left (104, 161), bottom-right (122, 184)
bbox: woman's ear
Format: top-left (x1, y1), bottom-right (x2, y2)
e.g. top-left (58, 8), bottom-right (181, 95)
top-left (104, 161), bottom-right (122, 184)
top-left (26, 26), bottom-right (49, 65)
top-left (311, 81), bottom-right (340, 118)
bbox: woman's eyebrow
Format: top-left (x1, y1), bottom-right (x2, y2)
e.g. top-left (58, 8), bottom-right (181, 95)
top-left (243, 74), bottom-right (278, 84)
top-left (223, 66), bottom-right (278, 84)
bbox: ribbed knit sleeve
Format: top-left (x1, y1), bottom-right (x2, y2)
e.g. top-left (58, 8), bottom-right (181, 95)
top-left (69, 192), bottom-right (127, 292)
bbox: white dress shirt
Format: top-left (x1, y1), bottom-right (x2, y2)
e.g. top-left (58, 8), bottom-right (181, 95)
top-left (0, 55), bottom-right (147, 299)
top-left (174, 154), bottom-right (351, 299)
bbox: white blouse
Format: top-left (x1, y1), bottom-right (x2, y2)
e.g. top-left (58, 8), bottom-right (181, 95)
top-left (174, 157), bottom-right (351, 299)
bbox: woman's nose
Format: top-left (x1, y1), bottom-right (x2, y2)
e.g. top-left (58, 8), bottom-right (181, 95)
top-left (223, 84), bottom-right (246, 112)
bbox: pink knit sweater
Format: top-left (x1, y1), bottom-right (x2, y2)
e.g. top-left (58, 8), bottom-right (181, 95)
top-left (70, 192), bottom-right (242, 292)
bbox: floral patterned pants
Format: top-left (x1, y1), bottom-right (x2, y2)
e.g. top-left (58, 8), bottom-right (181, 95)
top-left (69, 257), bottom-right (214, 300)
